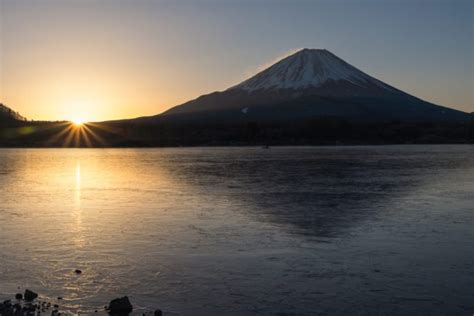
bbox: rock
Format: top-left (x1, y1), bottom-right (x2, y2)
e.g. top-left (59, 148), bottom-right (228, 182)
top-left (24, 289), bottom-right (38, 301)
top-left (108, 296), bottom-right (133, 315)
top-left (154, 309), bottom-right (163, 316)
top-left (75, 269), bottom-right (82, 274)
top-left (15, 293), bottom-right (23, 300)
top-left (13, 303), bottom-right (22, 315)
top-left (23, 304), bottom-right (36, 313)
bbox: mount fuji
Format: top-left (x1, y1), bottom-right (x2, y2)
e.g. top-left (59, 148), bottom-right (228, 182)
top-left (229, 48), bottom-right (393, 92)
top-left (145, 48), bottom-right (468, 123)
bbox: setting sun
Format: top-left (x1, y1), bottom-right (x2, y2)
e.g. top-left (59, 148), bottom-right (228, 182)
top-left (71, 118), bottom-right (85, 127)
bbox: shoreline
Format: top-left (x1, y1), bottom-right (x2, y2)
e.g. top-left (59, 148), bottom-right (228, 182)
top-left (0, 291), bottom-right (163, 316)
top-left (0, 142), bottom-right (473, 149)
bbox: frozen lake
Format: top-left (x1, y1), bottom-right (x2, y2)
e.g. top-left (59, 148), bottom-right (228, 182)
top-left (0, 146), bottom-right (473, 315)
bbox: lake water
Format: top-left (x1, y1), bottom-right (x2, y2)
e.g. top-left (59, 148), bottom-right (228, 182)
top-left (0, 146), bottom-right (473, 315)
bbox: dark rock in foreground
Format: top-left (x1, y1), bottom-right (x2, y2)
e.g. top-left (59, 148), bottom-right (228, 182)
top-left (24, 290), bottom-right (38, 302)
top-left (0, 299), bottom-right (38, 316)
top-left (2, 291), bottom-right (163, 316)
top-left (107, 297), bottom-right (133, 315)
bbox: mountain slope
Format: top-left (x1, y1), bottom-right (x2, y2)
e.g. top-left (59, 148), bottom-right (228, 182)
top-left (150, 48), bottom-right (468, 123)
top-left (0, 103), bottom-right (26, 123)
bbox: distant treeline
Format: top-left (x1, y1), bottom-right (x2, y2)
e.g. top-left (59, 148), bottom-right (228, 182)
top-left (1, 116), bottom-right (473, 147)
top-left (0, 103), bottom-right (26, 122)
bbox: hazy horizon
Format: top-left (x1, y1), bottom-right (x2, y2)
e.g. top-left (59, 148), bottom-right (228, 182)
top-left (1, 0), bottom-right (473, 122)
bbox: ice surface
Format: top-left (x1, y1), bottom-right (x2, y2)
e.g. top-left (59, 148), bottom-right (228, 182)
top-left (0, 147), bottom-right (473, 315)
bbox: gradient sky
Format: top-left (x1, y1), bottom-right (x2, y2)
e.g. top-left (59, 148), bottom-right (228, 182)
top-left (0, 0), bottom-right (473, 122)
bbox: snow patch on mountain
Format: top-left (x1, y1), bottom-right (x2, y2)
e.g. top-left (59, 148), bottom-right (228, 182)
top-left (230, 48), bottom-right (393, 92)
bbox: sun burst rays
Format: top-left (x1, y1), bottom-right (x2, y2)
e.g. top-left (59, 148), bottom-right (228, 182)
top-left (40, 120), bottom-right (124, 147)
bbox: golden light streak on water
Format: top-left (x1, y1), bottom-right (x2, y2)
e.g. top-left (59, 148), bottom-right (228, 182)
top-left (73, 160), bottom-right (85, 249)
top-left (75, 160), bottom-right (81, 206)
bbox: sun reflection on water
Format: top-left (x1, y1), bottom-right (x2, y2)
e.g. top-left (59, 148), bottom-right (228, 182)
top-left (75, 160), bottom-right (81, 209)
top-left (73, 160), bottom-right (85, 249)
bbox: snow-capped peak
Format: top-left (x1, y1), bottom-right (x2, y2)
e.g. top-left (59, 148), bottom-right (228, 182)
top-left (230, 48), bottom-right (391, 91)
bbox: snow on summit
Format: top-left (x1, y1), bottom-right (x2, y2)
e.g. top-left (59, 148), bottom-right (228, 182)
top-left (231, 48), bottom-right (391, 91)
